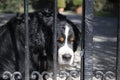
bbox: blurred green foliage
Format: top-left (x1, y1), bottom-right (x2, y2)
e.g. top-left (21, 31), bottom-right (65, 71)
top-left (71, 0), bottom-right (82, 6)
top-left (0, 0), bottom-right (115, 16)
top-left (0, 0), bottom-right (20, 13)
top-left (94, 0), bottom-right (107, 12)
top-left (94, 0), bottom-right (114, 16)
top-left (58, 0), bottom-right (66, 8)
top-left (0, 0), bottom-right (33, 13)
top-left (64, 0), bottom-right (82, 10)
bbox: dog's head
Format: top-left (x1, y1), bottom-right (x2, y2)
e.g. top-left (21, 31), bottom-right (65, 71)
top-left (56, 16), bottom-right (81, 66)
top-left (42, 13), bottom-right (81, 66)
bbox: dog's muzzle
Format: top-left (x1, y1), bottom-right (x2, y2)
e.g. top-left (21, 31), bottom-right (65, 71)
top-left (58, 46), bottom-right (74, 65)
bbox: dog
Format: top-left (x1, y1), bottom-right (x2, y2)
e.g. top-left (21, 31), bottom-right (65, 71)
top-left (0, 12), bottom-right (48, 80)
top-left (56, 18), bottom-right (81, 66)
top-left (0, 10), bottom-right (81, 80)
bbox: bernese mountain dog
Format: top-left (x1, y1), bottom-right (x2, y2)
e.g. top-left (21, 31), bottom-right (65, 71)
top-left (0, 10), bottom-right (81, 79)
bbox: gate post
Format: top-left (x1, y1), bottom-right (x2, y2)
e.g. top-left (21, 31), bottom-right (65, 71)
top-left (82, 0), bottom-right (94, 79)
top-left (117, 0), bottom-right (120, 79)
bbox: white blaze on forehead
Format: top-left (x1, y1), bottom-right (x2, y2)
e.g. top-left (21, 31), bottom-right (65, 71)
top-left (64, 25), bottom-right (69, 45)
top-left (58, 24), bottom-right (74, 65)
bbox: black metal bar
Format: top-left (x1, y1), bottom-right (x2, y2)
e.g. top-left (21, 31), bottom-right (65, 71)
top-left (117, 0), bottom-right (120, 79)
top-left (24, 0), bottom-right (30, 80)
top-left (53, 0), bottom-right (58, 80)
top-left (80, 0), bottom-right (85, 79)
top-left (84, 0), bottom-right (94, 80)
top-left (81, 0), bottom-right (85, 50)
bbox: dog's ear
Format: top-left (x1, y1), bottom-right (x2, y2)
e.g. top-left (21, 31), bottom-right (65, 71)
top-left (73, 24), bottom-right (81, 52)
top-left (66, 20), bottom-right (81, 52)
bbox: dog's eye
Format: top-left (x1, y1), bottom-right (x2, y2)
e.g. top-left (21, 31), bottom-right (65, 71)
top-left (58, 37), bottom-right (65, 42)
top-left (70, 37), bottom-right (75, 42)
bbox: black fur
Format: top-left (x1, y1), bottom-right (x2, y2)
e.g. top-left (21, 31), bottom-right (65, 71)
top-left (0, 10), bottom-right (81, 80)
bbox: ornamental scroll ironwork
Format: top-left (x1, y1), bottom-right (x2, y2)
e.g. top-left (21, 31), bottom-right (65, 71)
top-left (93, 71), bottom-right (115, 80)
top-left (2, 71), bottom-right (22, 80)
top-left (2, 70), bottom-right (80, 80)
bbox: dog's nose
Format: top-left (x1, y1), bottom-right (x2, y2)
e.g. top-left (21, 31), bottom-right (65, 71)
top-left (62, 54), bottom-right (72, 61)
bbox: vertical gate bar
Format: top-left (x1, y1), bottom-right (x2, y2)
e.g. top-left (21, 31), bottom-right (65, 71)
top-left (53, 0), bottom-right (58, 80)
top-left (117, 0), bottom-right (120, 79)
top-left (84, 0), bottom-right (94, 80)
top-left (24, 0), bottom-right (30, 80)
top-left (80, 0), bottom-right (85, 79)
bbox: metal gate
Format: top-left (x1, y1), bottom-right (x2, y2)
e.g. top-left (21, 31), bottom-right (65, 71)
top-left (1, 0), bottom-right (120, 80)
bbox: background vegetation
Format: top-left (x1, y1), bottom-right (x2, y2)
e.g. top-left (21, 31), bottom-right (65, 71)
top-left (0, 0), bottom-right (116, 16)
top-left (94, 0), bottom-right (115, 16)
